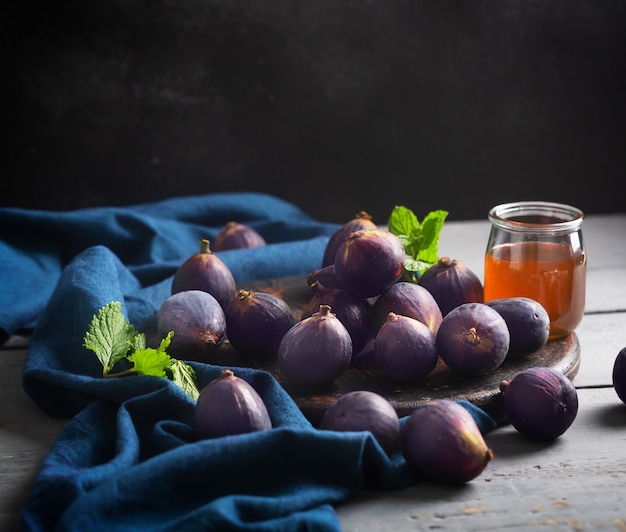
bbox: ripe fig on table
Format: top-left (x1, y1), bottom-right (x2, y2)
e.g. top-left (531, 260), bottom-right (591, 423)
top-left (485, 297), bottom-right (550, 359)
top-left (500, 367), bottom-right (578, 440)
top-left (418, 257), bottom-right (484, 316)
top-left (401, 399), bottom-right (494, 484)
top-left (213, 221), bottom-right (266, 251)
top-left (320, 390), bottom-right (400, 455)
top-left (612, 346), bottom-right (626, 405)
top-left (171, 238), bottom-right (236, 309)
top-left (195, 368), bottom-right (272, 439)
top-left (322, 211), bottom-right (377, 268)
top-left (437, 302), bottom-right (510, 376)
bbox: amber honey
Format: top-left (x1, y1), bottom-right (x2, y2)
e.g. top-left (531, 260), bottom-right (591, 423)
top-left (484, 202), bottom-right (586, 340)
top-left (484, 241), bottom-right (586, 339)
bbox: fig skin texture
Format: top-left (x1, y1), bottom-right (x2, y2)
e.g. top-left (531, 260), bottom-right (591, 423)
top-left (500, 367), bottom-right (578, 440)
top-left (214, 222), bottom-right (266, 251)
top-left (485, 297), bottom-right (550, 359)
top-left (195, 368), bottom-right (272, 439)
top-left (371, 281), bottom-right (443, 335)
top-left (322, 211), bottom-right (377, 267)
top-left (277, 304), bottom-right (352, 391)
top-left (334, 229), bottom-right (405, 299)
top-left (613, 346), bottom-right (626, 405)
top-left (224, 289), bottom-right (296, 362)
top-left (437, 302), bottom-right (510, 376)
top-left (375, 312), bottom-right (438, 383)
top-left (320, 390), bottom-right (400, 455)
top-left (401, 399), bottom-right (494, 484)
top-left (157, 289), bottom-right (227, 361)
top-left (418, 257), bottom-right (484, 316)
top-left (171, 239), bottom-right (237, 310)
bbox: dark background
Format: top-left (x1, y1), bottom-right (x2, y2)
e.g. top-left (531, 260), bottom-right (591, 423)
top-left (7, 0), bottom-right (625, 224)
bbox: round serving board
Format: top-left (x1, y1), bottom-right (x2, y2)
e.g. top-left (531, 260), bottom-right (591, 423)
top-left (210, 275), bottom-right (580, 427)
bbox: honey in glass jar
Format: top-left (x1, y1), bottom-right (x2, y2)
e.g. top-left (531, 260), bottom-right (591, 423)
top-left (484, 201), bottom-right (586, 340)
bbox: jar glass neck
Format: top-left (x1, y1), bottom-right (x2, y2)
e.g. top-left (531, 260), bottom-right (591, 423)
top-left (488, 201), bottom-right (584, 235)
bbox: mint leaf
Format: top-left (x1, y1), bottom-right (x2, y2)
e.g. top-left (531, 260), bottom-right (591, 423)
top-left (417, 209), bottom-right (448, 264)
top-left (388, 205), bottom-right (418, 238)
top-left (83, 301), bottom-right (137, 375)
top-left (171, 359), bottom-right (200, 402)
top-left (83, 302), bottom-right (200, 401)
top-left (388, 206), bottom-right (449, 281)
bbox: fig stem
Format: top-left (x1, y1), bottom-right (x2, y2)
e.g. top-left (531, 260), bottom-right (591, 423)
top-left (200, 239), bottom-right (212, 254)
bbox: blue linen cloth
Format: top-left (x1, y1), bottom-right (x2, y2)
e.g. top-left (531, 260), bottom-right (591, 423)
top-left (1, 193), bottom-right (496, 531)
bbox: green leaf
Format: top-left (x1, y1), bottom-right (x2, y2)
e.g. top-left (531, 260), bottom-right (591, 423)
top-left (170, 359), bottom-right (200, 401)
top-left (388, 206), bottom-right (449, 281)
top-left (387, 205), bottom-right (419, 238)
top-left (417, 210), bottom-right (448, 264)
top-left (83, 301), bottom-right (138, 374)
top-left (129, 349), bottom-right (172, 378)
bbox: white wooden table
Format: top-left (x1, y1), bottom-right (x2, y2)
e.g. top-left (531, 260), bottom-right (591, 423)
top-left (2, 213), bottom-right (625, 531)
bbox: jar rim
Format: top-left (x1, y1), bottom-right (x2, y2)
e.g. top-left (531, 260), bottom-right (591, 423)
top-left (488, 201), bottom-right (584, 234)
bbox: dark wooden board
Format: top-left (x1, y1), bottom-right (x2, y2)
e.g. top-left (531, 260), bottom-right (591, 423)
top-left (212, 275), bottom-right (580, 427)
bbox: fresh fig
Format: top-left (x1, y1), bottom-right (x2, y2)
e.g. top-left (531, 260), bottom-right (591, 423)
top-left (613, 347), bottom-right (626, 405)
top-left (500, 367), bottom-right (578, 440)
top-left (157, 290), bottom-right (226, 360)
top-left (375, 312), bottom-right (438, 383)
top-left (306, 264), bottom-right (342, 290)
top-left (171, 239), bottom-right (237, 309)
top-left (213, 222), bottom-right (266, 251)
top-left (224, 289), bottom-right (296, 362)
top-left (277, 304), bottom-right (352, 390)
top-left (437, 303), bottom-right (510, 376)
top-left (334, 229), bottom-right (405, 299)
top-left (322, 211), bottom-right (378, 267)
top-left (195, 368), bottom-right (272, 439)
top-left (401, 399), bottom-right (494, 484)
top-left (418, 257), bottom-right (484, 316)
top-left (320, 390), bottom-right (400, 455)
top-left (301, 282), bottom-right (372, 354)
top-left (485, 297), bottom-right (550, 359)
top-left (371, 281), bottom-right (443, 334)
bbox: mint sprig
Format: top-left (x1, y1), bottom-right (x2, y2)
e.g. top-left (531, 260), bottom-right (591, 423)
top-left (83, 301), bottom-right (199, 401)
top-left (388, 206), bottom-right (448, 283)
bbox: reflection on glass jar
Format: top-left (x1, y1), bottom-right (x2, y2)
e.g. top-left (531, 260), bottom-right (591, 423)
top-left (484, 201), bottom-right (586, 340)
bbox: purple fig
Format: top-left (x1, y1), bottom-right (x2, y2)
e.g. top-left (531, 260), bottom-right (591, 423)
top-left (375, 312), bottom-right (438, 383)
top-left (500, 367), bottom-right (578, 440)
top-left (214, 222), bottom-right (266, 251)
top-left (334, 229), bottom-right (405, 299)
top-left (320, 390), bottom-right (400, 455)
top-left (484, 297), bottom-right (550, 359)
top-left (613, 347), bottom-right (626, 405)
top-left (322, 211), bottom-right (378, 267)
top-left (277, 304), bottom-right (352, 390)
top-left (195, 369), bottom-right (272, 439)
top-left (157, 290), bottom-right (226, 361)
top-left (418, 257), bottom-right (484, 316)
top-left (171, 239), bottom-right (237, 310)
top-left (301, 282), bottom-right (372, 354)
top-left (401, 399), bottom-right (494, 484)
top-left (224, 289), bottom-right (296, 362)
top-left (437, 303), bottom-right (510, 376)
top-left (371, 281), bottom-right (443, 334)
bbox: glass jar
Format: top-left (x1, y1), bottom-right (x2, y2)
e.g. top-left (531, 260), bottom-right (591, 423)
top-left (484, 201), bottom-right (586, 340)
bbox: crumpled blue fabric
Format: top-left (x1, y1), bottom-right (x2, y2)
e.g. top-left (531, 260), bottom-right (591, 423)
top-left (1, 193), bottom-right (496, 531)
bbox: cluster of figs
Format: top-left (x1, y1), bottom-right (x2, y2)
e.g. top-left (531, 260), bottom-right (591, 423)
top-left (146, 214), bottom-right (581, 484)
